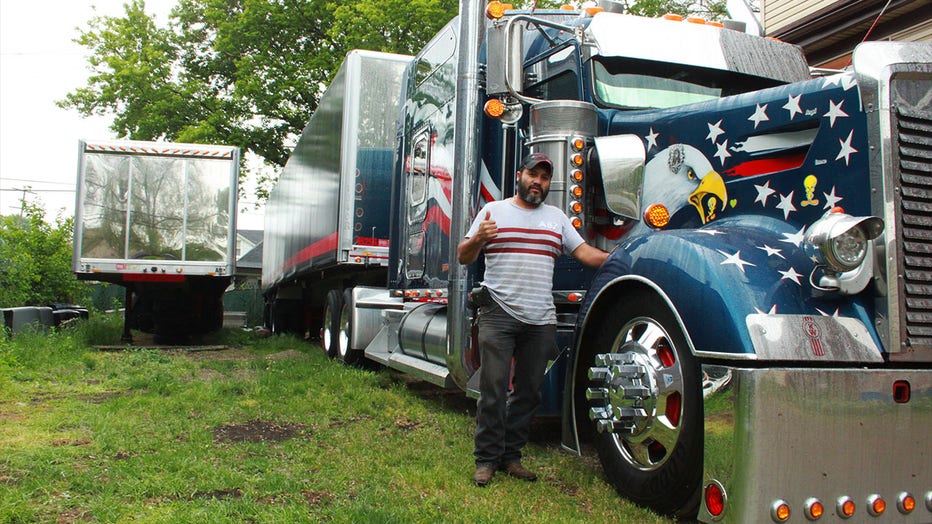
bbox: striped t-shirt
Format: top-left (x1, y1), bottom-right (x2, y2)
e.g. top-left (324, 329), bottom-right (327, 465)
top-left (465, 198), bottom-right (585, 324)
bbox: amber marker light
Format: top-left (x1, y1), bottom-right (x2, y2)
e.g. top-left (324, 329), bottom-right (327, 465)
top-left (571, 169), bottom-right (584, 182)
top-left (867, 495), bottom-right (886, 516)
top-left (837, 496), bottom-right (856, 519)
top-left (805, 498), bottom-right (824, 520)
top-left (571, 201), bottom-right (583, 214)
top-left (897, 492), bottom-right (915, 514)
top-left (571, 185), bottom-right (583, 198)
top-left (485, 0), bottom-right (506, 19)
top-left (644, 203), bottom-right (670, 228)
top-left (484, 98), bottom-right (505, 118)
top-left (571, 217), bottom-right (582, 229)
top-left (663, 13), bottom-right (683, 21)
top-left (571, 153), bottom-right (584, 166)
top-left (687, 16), bottom-right (707, 24)
top-left (771, 500), bottom-right (790, 522)
top-left (571, 137), bottom-right (586, 151)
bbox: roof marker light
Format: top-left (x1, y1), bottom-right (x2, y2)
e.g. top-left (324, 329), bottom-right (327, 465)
top-left (486, 1), bottom-right (506, 19)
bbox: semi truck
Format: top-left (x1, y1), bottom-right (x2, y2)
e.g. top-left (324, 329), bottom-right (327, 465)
top-left (73, 139), bottom-right (240, 342)
top-left (261, 1), bottom-right (932, 521)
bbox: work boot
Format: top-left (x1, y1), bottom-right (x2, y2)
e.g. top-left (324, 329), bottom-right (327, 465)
top-left (473, 465), bottom-right (495, 487)
top-left (500, 461), bottom-right (537, 482)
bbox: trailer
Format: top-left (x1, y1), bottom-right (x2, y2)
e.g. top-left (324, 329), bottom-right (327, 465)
top-left (73, 139), bottom-right (239, 342)
top-left (262, 2), bottom-right (931, 521)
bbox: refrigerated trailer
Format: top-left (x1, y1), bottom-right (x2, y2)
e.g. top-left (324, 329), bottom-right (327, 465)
top-left (262, 2), bottom-right (932, 521)
top-left (73, 140), bottom-right (240, 342)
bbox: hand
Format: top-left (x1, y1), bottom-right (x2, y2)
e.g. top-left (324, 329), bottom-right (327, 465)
top-left (474, 210), bottom-right (498, 245)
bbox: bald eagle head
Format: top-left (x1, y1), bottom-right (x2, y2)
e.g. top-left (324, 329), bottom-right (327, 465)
top-left (644, 144), bottom-right (727, 225)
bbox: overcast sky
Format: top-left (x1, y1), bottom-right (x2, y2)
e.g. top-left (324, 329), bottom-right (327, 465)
top-left (0, 1), bottom-right (265, 230)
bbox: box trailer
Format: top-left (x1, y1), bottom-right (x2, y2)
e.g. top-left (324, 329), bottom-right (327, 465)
top-left (73, 139), bottom-right (239, 342)
top-left (262, 50), bottom-right (412, 346)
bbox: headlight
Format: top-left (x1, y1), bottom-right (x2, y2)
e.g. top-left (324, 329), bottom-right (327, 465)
top-left (804, 209), bottom-right (883, 273)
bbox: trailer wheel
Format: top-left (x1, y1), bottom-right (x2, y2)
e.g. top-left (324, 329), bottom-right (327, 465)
top-left (336, 289), bottom-right (364, 365)
top-left (585, 295), bottom-right (701, 518)
top-left (322, 289), bottom-right (344, 359)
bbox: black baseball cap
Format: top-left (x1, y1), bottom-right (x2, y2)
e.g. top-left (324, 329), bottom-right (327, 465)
top-left (519, 152), bottom-right (553, 173)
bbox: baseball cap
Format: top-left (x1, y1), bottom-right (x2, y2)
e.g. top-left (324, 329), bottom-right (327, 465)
top-left (519, 152), bottom-right (553, 173)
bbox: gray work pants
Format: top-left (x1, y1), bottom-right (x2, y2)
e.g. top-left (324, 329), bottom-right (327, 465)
top-left (473, 302), bottom-right (556, 467)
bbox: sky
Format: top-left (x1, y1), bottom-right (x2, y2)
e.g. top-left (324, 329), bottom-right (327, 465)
top-left (0, 1), bottom-right (265, 230)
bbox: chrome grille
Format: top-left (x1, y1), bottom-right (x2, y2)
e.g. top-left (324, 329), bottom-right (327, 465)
top-left (896, 105), bottom-right (932, 350)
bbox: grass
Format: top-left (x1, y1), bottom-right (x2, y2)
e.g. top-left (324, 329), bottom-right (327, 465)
top-left (0, 315), bottom-right (671, 523)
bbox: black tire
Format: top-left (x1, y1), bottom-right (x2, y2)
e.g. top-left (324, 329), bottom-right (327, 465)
top-left (337, 288), bottom-right (364, 365)
top-left (585, 294), bottom-right (702, 518)
top-left (322, 289), bottom-right (343, 358)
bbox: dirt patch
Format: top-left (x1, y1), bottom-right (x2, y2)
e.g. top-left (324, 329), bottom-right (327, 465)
top-left (213, 419), bottom-right (307, 443)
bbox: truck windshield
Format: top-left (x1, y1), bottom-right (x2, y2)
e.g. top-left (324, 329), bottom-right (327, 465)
top-left (592, 57), bottom-right (784, 110)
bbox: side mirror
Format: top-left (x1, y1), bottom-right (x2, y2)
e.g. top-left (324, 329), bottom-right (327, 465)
top-left (592, 134), bottom-right (645, 221)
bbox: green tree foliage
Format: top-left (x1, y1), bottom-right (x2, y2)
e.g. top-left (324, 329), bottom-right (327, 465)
top-left (623, 0), bottom-right (728, 19)
top-left (59, 0), bottom-right (457, 191)
top-left (0, 202), bottom-right (88, 307)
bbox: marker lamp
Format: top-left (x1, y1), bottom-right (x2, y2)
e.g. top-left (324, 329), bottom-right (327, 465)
top-left (804, 209), bottom-right (883, 273)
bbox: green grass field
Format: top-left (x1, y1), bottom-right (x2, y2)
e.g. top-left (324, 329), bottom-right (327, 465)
top-left (0, 315), bottom-right (671, 523)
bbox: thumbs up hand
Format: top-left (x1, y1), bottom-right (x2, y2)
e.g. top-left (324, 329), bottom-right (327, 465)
top-left (475, 210), bottom-right (498, 244)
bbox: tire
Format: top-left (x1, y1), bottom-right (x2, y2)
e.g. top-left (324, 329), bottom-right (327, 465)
top-left (337, 288), bottom-right (364, 365)
top-left (322, 289), bottom-right (344, 358)
top-left (585, 294), bottom-right (702, 518)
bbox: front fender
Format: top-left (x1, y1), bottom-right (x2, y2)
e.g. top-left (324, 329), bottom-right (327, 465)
top-left (580, 215), bottom-right (878, 359)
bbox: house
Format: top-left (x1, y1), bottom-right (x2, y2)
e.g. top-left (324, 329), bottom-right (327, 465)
top-left (762, 0), bottom-right (932, 68)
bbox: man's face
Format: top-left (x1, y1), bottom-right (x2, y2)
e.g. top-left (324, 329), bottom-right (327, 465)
top-left (516, 166), bottom-right (552, 206)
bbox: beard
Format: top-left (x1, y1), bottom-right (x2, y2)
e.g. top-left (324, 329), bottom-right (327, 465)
top-left (517, 177), bottom-right (548, 205)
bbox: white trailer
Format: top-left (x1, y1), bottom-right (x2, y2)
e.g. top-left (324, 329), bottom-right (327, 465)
top-left (73, 139), bottom-right (240, 342)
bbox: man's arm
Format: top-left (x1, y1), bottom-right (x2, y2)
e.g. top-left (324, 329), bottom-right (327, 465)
top-left (457, 210), bottom-right (497, 265)
top-left (571, 242), bottom-right (609, 269)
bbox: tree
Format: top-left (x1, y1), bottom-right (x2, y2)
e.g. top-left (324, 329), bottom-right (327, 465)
top-left (0, 202), bottom-right (88, 308)
top-left (59, 0), bottom-right (458, 198)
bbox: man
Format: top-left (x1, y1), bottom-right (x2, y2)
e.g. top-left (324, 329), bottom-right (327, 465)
top-left (457, 152), bottom-right (609, 487)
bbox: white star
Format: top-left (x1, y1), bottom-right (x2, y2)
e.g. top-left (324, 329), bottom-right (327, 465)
top-left (824, 99), bottom-right (848, 128)
top-left (840, 74), bottom-right (857, 91)
top-left (757, 244), bottom-right (785, 259)
top-left (779, 267), bottom-right (804, 285)
top-left (696, 229), bottom-right (723, 236)
top-left (783, 94), bottom-right (802, 120)
top-left (823, 75), bottom-right (843, 88)
top-left (754, 180), bottom-right (776, 207)
top-left (822, 186), bottom-right (843, 210)
top-left (780, 226), bottom-right (806, 248)
top-left (816, 307), bottom-right (841, 317)
top-left (749, 103), bottom-right (769, 129)
top-left (706, 120), bottom-right (725, 143)
top-left (645, 128), bottom-right (659, 150)
top-left (717, 249), bottom-right (756, 274)
top-left (714, 140), bottom-right (731, 166)
top-left (836, 130), bottom-right (858, 166)
top-left (776, 190), bottom-right (797, 220)
top-left (755, 305), bottom-right (778, 315)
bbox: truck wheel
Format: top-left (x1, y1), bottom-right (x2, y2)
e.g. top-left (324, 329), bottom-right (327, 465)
top-left (585, 295), bottom-right (701, 518)
top-left (337, 289), bottom-right (364, 365)
top-left (322, 289), bottom-right (344, 358)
